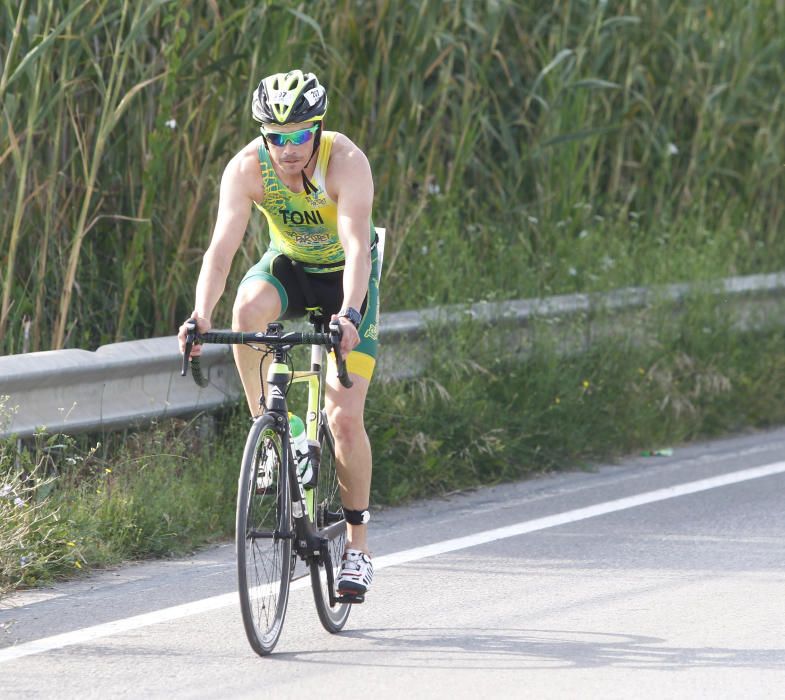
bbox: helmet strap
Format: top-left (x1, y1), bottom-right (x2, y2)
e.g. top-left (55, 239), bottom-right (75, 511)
top-left (301, 123), bottom-right (322, 195)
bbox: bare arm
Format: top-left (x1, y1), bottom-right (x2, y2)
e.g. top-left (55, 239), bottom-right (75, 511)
top-left (330, 137), bottom-right (374, 356)
top-left (178, 151), bottom-right (257, 353)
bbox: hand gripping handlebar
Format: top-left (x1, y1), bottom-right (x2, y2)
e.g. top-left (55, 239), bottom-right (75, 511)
top-left (180, 320), bottom-right (353, 389)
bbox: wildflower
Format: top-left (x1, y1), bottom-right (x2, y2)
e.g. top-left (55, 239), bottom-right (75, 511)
top-left (14, 497), bottom-right (24, 508)
top-left (165, 118), bottom-right (177, 130)
top-left (0, 484), bottom-right (11, 497)
top-left (20, 555), bottom-right (28, 566)
top-left (527, 216), bottom-right (539, 225)
top-left (74, 561), bottom-right (82, 569)
top-left (582, 379), bottom-right (590, 389)
top-left (578, 230), bottom-right (589, 239)
top-left (638, 367), bottom-right (646, 375)
top-left (67, 541), bottom-right (76, 547)
top-left (667, 143), bottom-right (679, 156)
top-left (554, 397), bottom-right (561, 405)
top-left (104, 468), bottom-right (112, 474)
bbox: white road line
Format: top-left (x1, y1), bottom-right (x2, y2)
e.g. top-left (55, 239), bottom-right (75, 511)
top-left (2, 460), bottom-right (785, 664)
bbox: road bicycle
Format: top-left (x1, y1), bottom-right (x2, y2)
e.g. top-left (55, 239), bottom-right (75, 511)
top-left (181, 316), bottom-right (353, 656)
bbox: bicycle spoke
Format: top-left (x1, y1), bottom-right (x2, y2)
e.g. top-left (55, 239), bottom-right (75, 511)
top-left (310, 416), bottom-right (351, 632)
top-left (237, 417), bottom-right (291, 655)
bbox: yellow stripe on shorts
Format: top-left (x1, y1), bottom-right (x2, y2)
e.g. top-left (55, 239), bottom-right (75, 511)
top-left (327, 350), bottom-right (376, 381)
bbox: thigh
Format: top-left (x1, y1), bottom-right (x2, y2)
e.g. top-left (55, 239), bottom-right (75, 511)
top-left (239, 250), bottom-right (302, 319)
top-left (233, 277), bottom-right (282, 327)
top-left (352, 252), bottom-right (380, 365)
top-left (326, 251), bottom-right (380, 382)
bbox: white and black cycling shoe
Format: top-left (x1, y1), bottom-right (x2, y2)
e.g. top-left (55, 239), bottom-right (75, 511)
top-left (336, 549), bottom-right (373, 603)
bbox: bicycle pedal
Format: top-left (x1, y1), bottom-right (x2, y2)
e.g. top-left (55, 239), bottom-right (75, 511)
top-left (336, 592), bottom-right (365, 604)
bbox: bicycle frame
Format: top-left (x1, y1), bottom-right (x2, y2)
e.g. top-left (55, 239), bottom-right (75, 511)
top-left (182, 319), bottom-right (350, 612)
top-left (262, 341), bottom-right (343, 606)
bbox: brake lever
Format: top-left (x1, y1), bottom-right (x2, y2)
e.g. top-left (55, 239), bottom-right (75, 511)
top-left (181, 319), bottom-right (197, 377)
top-left (329, 320), bottom-right (353, 389)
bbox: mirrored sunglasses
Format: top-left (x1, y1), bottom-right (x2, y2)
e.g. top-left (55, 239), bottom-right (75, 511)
top-left (262, 125), bottom-right (319, 147)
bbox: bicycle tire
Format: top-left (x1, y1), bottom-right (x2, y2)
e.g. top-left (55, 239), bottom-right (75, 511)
top-left (309, 414), bottom-right (351, 632)
top-left (236, 414), bottom-right (293, 655)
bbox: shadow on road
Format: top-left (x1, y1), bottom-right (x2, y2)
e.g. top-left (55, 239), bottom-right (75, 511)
top-left (275, 626), bottom-right (785, 671)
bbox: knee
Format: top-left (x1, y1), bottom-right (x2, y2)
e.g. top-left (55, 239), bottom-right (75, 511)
top-left (232, 289), bottom-right (273, 331)
top-left (326, 404), bottom-right (364, 445)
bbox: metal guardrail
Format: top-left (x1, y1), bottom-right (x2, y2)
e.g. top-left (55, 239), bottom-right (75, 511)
top-left (2, 271), bottom-right (785, 439)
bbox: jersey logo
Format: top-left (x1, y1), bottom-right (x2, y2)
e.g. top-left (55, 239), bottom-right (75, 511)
top-left (280, 209), bottom-right (325, 226)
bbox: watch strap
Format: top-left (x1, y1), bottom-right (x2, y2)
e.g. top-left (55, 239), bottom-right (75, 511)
top-left (338, 307), bottom-right (362, 328)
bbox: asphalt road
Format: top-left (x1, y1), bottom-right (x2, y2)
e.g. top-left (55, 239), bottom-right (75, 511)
top-left (2, 427), bottom-right (785, 699)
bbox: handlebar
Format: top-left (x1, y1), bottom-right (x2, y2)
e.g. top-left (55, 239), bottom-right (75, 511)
top-left (180, 320), bottom-right (353, 389)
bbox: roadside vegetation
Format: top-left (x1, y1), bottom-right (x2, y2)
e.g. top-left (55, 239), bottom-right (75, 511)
top-left (2, 1), bottom-right (785, 592)
top-left (4, 299), bottom-right (785, 594)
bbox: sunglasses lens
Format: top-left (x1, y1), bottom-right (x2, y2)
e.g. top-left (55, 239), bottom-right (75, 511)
top-left (266, 132), bottom-right (286, 146)
top-left (291, 128), bottom-right (315, 145)
top-left (264, 126), bottom-right (316, 146)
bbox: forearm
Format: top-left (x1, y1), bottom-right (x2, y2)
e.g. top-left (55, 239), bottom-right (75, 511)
top-left (193, 249), bottom-right (230, 321)
top-left (342, 248), bottom-right (371, 314)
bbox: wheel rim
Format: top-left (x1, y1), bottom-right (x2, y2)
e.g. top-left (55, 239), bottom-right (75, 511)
top-left (238, 423), bottom-right (291, 652)
top-left (312, 420), bottom-right (350, 627)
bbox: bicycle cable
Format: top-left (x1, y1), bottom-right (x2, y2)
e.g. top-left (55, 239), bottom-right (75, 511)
top-left (253, 346), bottom-right (297, 410)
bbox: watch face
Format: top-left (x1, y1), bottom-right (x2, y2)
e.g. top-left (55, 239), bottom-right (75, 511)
top-left (341, 308), bottom-right (361, 328)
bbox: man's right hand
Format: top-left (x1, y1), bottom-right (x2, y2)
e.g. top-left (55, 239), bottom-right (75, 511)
top-left (178, 312), bottom-right (212, 357)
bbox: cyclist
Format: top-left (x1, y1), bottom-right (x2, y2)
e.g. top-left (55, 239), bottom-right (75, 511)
top-left (177, 69), bottom-right (378, 601)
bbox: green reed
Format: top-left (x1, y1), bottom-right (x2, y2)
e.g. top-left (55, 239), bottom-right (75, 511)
top-left (1, 1), bottom-right (784, 354)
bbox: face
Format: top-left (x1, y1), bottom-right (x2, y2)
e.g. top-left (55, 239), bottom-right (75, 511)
top-left (262, 121), bottom-right (319, 174)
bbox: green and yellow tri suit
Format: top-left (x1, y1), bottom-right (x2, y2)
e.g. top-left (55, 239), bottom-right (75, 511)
top-left (240, 130), bottom-right (380, 380)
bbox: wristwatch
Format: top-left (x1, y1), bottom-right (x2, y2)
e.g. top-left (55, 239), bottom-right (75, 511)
top-left (337, 306), bottom-right (362, 329)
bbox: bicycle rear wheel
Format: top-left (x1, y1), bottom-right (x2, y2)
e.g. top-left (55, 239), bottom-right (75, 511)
top-left (236, 414), bottom-right (292, 655)
top-left (310, 414), bottom-right (351, 632)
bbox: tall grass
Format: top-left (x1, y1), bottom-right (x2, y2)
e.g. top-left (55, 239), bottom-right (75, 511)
top-left (1, 1), bottom-right (784, 354)
top-left (0, 400), bottom-right (242, 594)
top-left (368, 297), bottom-right (785, 504)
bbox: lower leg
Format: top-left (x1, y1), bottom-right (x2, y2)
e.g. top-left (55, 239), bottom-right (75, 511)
top-left (232, 282), bottom-right (281, 417)
top-left (326, 376), bottom-right (372, 554)
top-left (338, 430), bottom-right (372, 553)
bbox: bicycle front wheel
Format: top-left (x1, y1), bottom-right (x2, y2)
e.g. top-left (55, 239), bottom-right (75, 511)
top-left (310, 414), bottom-right (351, 632)
top-left (236, 414), bottom-right (292, 656)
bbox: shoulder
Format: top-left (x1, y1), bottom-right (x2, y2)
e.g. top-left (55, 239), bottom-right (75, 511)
top-left (328, 132), bottom-right (371, 172)
top-left (222, 137), bottom-right (264, 201)
top-left (225, 138), bottom-right (264, 179)
top-left (325, 132), bottom-right (373, 199)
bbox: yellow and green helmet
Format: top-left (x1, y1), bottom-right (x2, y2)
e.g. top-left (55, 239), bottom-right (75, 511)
top-left (251, 70), bottom-right (328, 125)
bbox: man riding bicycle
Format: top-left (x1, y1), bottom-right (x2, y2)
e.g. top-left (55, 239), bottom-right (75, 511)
top-left (177, 69), bottom-right (378, 600)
